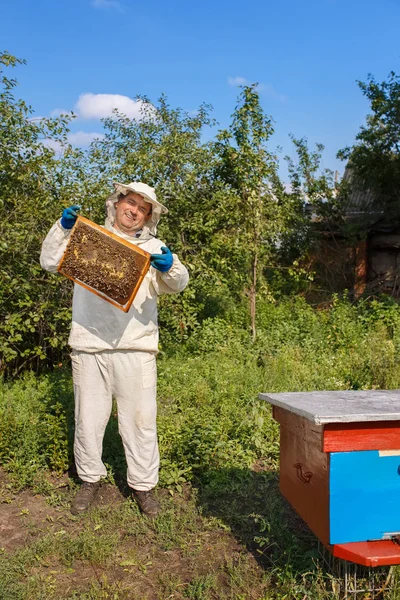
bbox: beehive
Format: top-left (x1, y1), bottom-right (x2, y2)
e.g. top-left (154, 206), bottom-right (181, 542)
top-left (260, 390), bottom-right (400, 567)
top-left (58, 216), bottom-right (150, 312)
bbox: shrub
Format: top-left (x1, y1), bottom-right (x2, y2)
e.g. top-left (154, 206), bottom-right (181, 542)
top-left (3, 296), bottom-right (400, 491)
top-left (0, 372), bottom-right (70, 487)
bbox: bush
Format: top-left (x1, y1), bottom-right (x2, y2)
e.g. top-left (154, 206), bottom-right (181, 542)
top-left (2, 296), bottom-right (400, 491)
top-left (0, 372), bottom-right (71, 487)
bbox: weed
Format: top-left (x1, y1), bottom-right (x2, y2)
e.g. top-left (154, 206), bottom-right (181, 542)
top-left (156, 571), bottom-right (185, 599)
top-left (60, 528), bottom-right (120, 567)
top-left (184, 573), bottom-right (217, 599)
top-left (66, 578), bottom-right (132, 599)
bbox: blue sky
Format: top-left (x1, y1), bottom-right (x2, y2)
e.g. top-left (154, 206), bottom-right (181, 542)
top-left (2, 0), bottom-right (400, 178)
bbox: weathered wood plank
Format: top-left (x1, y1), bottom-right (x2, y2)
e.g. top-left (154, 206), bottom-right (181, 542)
top-left (260, 390), bottom-right (400, 424)
top-left (277, 407), bottom-right (330, 544)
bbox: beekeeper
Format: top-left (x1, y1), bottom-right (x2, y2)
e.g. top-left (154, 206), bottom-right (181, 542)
top-left (40, 182), bottom-right (189, 517)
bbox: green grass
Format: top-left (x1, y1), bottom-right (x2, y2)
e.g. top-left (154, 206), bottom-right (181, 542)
top-left (2, 476), bottom-right (398, 599)
top-left (2, 296), bottom-right (400, 597)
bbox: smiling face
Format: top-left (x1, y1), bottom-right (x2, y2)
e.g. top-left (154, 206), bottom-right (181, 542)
top-left (114, 192), bottom-right (152, 235)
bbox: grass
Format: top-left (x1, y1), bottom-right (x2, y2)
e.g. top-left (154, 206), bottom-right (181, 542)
top-left (0, 478), bottom-right (272, 599)
top-left (3, 470), bottom-right (398, 599)
top-left (2, 295), bottom-right (400, 597)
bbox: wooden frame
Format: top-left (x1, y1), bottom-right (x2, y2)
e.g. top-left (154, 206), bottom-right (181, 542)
top-left (58, 216), bottom-right (150, 312)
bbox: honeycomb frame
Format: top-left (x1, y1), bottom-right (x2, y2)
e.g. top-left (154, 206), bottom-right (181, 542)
top-left (58, 216), bottom-right (151, 312)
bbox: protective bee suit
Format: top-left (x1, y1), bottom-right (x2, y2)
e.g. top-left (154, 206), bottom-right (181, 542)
top-left (40, 182), bottom-right (189, 491)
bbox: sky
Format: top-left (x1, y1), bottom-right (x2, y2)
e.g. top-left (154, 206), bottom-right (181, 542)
top-left (2, 0), bottom-right (400, 179)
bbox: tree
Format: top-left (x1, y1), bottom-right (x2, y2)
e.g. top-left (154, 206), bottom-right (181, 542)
top-left (0, 53), bottom-right (325, 375)
top-left (338, 72), bottom-right (400, 219)
top-left (213, 85), bottom-right (282, 340)
top-left (0, 52), bottom-right (82, 374)
top-left (85, 96), bottom-right (223, 341)
top-left (279, 137), bottom-right (341, 296)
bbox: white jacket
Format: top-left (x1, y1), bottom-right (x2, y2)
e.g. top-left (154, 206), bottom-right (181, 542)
top-left (40, 219), bottom-right (189, 353)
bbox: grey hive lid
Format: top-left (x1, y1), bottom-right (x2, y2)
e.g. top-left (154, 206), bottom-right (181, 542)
top-left (259, 390), bottom-right (400, 425)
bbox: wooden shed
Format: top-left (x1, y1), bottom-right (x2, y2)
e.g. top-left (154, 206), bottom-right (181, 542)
top-left (308, 171), bottom-right (400, 299)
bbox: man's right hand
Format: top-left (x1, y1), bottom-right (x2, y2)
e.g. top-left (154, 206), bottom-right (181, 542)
top-left (60, 205), bottom-right (81, 229)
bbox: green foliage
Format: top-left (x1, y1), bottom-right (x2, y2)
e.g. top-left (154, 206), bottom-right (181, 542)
top-left (214, 85), bottom-right (283, 339)
top-left (286, 136), bottom-right (338, 208)
top-left (0, 53), bottom-right (342, 373)
top-left (0, 51), bottom-right (86, 374)
top-left (1, 296), bottom-right (400, 598)
top-left (184, 574), bottom-right (217, 599)
top-left (338, 71), bottom-right (400, 220)
top-left (2, 49), bottom-right (399, 390)
top-left (284, 136), bottom-right (340, 234)
top-left (277, 137), bottom-right (345, 296)
top-left (157, 351), bottom-right (277, 487)
top-left (3, 50), bottom-right (400, 600)
top-left (3, 297), bottom-right (400, 492)
top-left (60, 528), bottom-right (120, 567)
top-left (0, 372), bottom-right (69, 487)
top-left (88, 87), bottom-right (299, 341)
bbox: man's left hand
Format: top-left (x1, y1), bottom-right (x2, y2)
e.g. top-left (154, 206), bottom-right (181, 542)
top-left (150, 246), bottom-right (173, 272)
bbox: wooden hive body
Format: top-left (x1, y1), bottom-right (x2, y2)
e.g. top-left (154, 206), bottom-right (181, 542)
top-left (260, 391), bottom-right (400, 565)
top-left (58, 216), bottom-right (151, 312)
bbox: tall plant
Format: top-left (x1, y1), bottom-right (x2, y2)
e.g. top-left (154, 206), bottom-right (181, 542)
top-left (86, 96), bottom-right (224, 339)
top-left (214, 85), bottom-right (281, 340)
top-left (0, 52), bottom-right (82, 374)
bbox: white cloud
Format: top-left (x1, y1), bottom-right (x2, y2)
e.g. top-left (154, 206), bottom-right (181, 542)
top-left (67, 131), bottom-right (105, 146)
top-left (75, 93), bottom-right (147, 120)
top-left (50, 108), bottom-right (71, 118)
top-left (91, 0), bottom-right (123, 11)
top-left (228, 76), bottom-right (287, 103)
top-left (228, 76), bottom-right (248, 86)
top-left (49, 93), bottom-right (156, 129)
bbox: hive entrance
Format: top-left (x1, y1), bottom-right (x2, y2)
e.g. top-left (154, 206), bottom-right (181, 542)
top-left (58, 216), bottom-right (150, 311)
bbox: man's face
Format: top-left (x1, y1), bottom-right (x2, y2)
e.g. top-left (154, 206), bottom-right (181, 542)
top-left (114, 192), bottom-right (152, 234)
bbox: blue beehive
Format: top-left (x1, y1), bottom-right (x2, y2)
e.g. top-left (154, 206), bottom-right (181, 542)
top-left (260, 390), bottom-right (400, 561)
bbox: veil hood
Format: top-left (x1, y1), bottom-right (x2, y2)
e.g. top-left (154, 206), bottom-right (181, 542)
top-left (105, 181), bottom-right (168, 238)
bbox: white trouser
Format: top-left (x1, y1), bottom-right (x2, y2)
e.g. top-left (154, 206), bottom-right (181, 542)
top-left (70, 350), bottom-right (159, 491)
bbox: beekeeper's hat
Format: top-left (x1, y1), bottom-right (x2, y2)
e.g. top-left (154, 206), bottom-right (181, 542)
top-left (106, 181), bottom-right (168, 236)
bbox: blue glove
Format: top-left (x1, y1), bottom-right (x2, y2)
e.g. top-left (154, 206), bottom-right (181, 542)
top-left (60, 205), bottom-right (81, 229)
top-left (150, 246), bottom-right (173, 273)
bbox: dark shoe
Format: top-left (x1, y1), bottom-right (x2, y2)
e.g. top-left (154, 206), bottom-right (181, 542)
top-left (71, 481), bottom-right (101, 515)
top-left (132, 489), bottom-right (161, 517)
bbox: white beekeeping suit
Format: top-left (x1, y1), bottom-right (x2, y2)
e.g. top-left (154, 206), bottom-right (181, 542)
top-left (40, 182), bottom-right (189, 497)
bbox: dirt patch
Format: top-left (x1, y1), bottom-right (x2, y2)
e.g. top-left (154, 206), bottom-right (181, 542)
top-left (0, 487), bottom-right (62, 552)
top-left (91, 482), bottom-right (126, 509)
top-left (0, 470), bottom-right (271, 599)
top-left (0, 472), bottom-right (125, 554)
